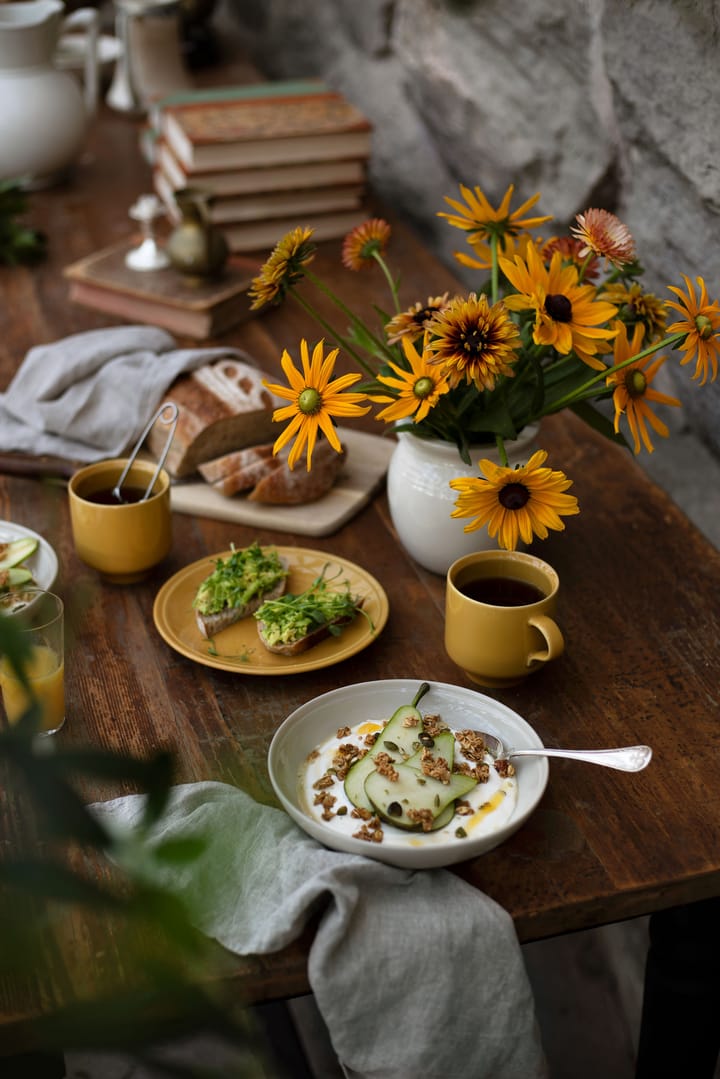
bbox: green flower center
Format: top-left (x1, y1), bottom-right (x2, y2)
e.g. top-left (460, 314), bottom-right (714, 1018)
top-left (499, 482), bottom-right (530, 510)
top-left (545, 294), bottom-right (573, 322)
top-left (298, 387), bottom-right (322, 414)
top-left (626, 369), bottom-right (647, 397)
top-left (413, 376), bottom-right (434, 400)
top-left (695, 313), bottom-right (713, 339)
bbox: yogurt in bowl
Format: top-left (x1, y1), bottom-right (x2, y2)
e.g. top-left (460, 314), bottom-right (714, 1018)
top-left (268, 679), bottom-right (549, 869)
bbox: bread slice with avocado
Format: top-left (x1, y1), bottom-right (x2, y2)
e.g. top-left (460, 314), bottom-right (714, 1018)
top-left (193, 542), bottom-right (289, 639)
top-left (254, 568), bottom-right (365, 656)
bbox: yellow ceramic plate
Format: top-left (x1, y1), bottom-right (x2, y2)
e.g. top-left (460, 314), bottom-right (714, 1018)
top-left (152, 545), bottom-right (389, 675)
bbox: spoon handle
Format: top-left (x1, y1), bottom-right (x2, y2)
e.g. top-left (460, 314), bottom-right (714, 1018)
top-left (508, 745), bottom-right (652, 771)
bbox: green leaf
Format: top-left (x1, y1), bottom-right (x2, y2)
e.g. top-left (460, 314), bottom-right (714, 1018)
top-left (152, 836), bottom-right (207, 866)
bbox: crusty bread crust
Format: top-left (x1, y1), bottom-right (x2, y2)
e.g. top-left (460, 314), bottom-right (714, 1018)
top-left (195, 556), bottom-right (289, 639)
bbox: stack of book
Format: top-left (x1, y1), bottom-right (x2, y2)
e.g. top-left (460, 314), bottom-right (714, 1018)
top-left (149, 79), bottom-right (373, 254)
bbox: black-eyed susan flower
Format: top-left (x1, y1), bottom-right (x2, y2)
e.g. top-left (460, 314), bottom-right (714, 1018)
top-left (450, 450), bottom-right (579, 551)
top-left (370, 335), bottom-right (451, 423)
top-left (500, 244), bottom-right (619, 369)
top-left (605, 321), bottom-right (680, 454)
top-left (425, 292), bottom-right (521, 392)
top-left (385, 294), bottom-right (450, 344)
top-left (249, 226), bottom-right (316, 309)
top-left (438, 183), bottom-right (552, 245)
top-left (342, 218), bottom-right (391, 271)
top-left (570, 208), bottom-right (636, 266)
top-left (599, 281), bottom-right (667, 341)
top-left (263, 339), bottom-right (370, 470)
top-left (666, 274), bottom-right (720, 385)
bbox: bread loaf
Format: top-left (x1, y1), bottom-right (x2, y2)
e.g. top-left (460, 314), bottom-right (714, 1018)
top-left (249, 441), bottom-right (346, 504)
top-left (198, 443), bottom-right (278, 495)
top-left (149, 356), bottom-right (279, 478)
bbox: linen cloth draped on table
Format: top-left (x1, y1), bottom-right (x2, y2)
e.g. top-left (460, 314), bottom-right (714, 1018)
top-left (0, 325), bottom-right (255, 462)
top-left (92, 781), bottom-right (547, 1079)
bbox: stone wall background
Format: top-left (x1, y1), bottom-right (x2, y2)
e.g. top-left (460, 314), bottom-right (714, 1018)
top-left (220, 0), bottom-right (720, 456)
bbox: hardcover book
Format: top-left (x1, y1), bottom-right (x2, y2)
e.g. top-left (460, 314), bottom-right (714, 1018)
top-left (63, 240), bottom-right (260, 340)
top-left (156, 139), bottom-right (368, 195)
top-left (219, 208), bottom-right (368, 253)
top-left (160, 90), bottom-right (372, 172)
top-left (153, 166), bottom-right (366, 225)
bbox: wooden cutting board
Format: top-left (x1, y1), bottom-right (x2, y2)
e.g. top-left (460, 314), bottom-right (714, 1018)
top-left (169, 427), bottom-right (394, 536)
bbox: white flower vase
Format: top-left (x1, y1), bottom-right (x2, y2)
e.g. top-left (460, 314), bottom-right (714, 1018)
top-left (386, 426), bottom-right (540, 576)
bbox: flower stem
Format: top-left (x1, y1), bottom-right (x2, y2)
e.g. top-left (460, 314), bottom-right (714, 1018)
top-left (545, 332), bottom-right (686, 413)
top-left (303, 269), bottom-right (397, 363)
top-left (289, 286), bottom-right (377, 378)
top-left (495, 433), bottom-right (509, 467)
top-left (373, 251), bottom-right (402, 313)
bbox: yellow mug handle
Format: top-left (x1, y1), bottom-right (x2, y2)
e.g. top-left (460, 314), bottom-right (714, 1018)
top-left (527, 615), bottom-right (564, 666)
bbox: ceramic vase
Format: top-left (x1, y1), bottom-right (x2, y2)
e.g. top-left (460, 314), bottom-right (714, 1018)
top-left (386, 425), bottom-right (539, 576)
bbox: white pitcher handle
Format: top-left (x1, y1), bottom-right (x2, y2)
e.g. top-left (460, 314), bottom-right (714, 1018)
top-left (61, 7), bottom-right (100, 116)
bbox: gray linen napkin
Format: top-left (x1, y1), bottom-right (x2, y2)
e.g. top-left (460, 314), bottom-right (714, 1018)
top-left (0, 325), bottom-right (255, 462)
top-left (92, 781), bottom-right (547, 1079)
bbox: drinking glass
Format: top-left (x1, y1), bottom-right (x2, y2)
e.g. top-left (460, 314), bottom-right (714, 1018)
top-left (0, 589), bottom-right (65, 736)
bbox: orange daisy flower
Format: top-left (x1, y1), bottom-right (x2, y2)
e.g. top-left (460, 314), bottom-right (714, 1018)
top-left (500, 243), bottom-right (619, 369)
top-left (666, 274), bottom-right (720, 385)
top-left (341, 218), bottom-right (391, 271)
top-left (450, 450), bottom-right (579, 551)
top-left (384, 294), bottom-right (450, 344)
top-left (438, 183), bottom-right (552, 244)
top-left (249, 226), bottom-right (315, 309)
top-left (426, 293), bottom-right (521, 392)
top-left (605, 322), bottom-right (680, 454)
top-left (371, 335), bottom-right (451, 423)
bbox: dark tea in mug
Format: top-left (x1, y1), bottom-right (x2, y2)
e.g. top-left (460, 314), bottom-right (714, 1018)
top-left (458, 576), bottom-right (546, 607)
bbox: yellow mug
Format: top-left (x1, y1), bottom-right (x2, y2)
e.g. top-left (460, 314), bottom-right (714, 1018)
top-left (445, 550), bottom-right (564, 688)
top-left (68, 458), bottom-right (172, 584)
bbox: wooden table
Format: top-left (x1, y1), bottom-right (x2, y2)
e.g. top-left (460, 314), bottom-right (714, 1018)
top-left (2, 58), bottom-right (720, 1073)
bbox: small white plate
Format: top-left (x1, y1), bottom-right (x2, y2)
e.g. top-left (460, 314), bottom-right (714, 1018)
top-left (268, 679), bottom-right (549, 869)
top-left (0, 522), bottom-right (59, 593)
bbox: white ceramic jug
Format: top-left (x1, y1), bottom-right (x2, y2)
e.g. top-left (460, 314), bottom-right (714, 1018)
top-left (0, 0), bottom-right (99, 188)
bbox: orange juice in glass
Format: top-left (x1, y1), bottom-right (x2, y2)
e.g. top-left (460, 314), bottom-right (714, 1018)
top-left (0, 589), bottom-right (64, 736)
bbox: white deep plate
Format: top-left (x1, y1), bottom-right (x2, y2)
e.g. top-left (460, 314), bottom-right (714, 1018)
top-left (0, 521), bottom-right (59, 593)
top-left (268, 679), bottom-right (549, 869)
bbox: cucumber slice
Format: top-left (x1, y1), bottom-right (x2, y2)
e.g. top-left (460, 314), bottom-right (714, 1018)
top-left (0, 537), bottom-right (38, 572)
top-left (365, 764), bottom-right (477, 832)
top-left (344, 683), bottom-right (430, 812)
top-left (0, 567), bottom-right (33, 592)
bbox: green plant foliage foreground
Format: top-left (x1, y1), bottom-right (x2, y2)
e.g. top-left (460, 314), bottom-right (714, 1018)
top-left (0, 181), bottom-right (47, 266)
top-left (0, 614), bottom-right (271, 1076)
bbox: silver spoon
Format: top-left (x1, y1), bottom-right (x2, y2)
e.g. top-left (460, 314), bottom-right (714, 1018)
top-left (480, 732), bottom-right (652, 772)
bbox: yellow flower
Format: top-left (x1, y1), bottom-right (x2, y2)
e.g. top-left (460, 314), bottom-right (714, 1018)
top-left (263, 339), bottom-right (370, 470)
top-left (605, 322), bottom-right (680, 454)
top-left (450, 450), bottom-right (580, 551)
top-left (500, 244), bottom-right (619, 369)
top-left (426, 292), bottom-right (521, 392)
top-left (341, 218), bottom-right (391, 271)
top-left (599, 281), bottom-right (667, 341)
top-left (666, 274), bottom-right (720, 385)
top-left (370, 335), bottom-right (451, 423)
top-left (456, 231), bottom-right (542, 273)
top-left (438, 183), bottom-right (552, 245)
top-left (385, 294), bottom-right (450, 344)
top-left (249, 226), bottom-right (316, 309)
top-left (570, 208), bottom-right (636, 266)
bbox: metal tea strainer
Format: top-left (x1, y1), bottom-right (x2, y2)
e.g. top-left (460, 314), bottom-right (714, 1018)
top-left (111, 401), bottom-right (179, 504)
